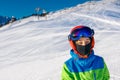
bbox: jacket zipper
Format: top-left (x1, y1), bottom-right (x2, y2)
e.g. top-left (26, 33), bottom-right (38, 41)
top-left (94, 72), bottom-right (96, 80)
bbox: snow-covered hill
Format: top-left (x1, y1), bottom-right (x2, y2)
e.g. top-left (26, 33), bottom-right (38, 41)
top-left (0, 0), bottom-right (120, 80)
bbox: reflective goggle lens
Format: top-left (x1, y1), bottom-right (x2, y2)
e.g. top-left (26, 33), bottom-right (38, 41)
top-left (69, 27), bottom-right (94, 41)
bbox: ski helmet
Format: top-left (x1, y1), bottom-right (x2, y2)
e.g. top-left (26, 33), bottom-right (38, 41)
top-left (68, 25), bottom-right (95, 55)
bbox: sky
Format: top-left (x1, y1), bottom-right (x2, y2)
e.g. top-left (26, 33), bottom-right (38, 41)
top-left (0, 0), bottom-right (90, 18)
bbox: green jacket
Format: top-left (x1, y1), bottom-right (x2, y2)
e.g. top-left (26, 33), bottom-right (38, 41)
top-left (61, 50), bottom-right (110, 80)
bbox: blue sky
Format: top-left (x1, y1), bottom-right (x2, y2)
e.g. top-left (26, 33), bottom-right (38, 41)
top-left (0, 0), bottom-right (90, 18)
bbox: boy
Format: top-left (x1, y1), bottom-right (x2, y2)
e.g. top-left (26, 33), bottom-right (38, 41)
top-left (61, 25), bottom-right (110, 80)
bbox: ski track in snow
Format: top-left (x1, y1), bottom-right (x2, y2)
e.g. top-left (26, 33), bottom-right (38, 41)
top-left (72, 13), bottom-right (120, 26)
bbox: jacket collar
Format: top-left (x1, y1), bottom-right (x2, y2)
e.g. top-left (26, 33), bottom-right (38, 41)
top-left (70, 49), bottom-right (94, 59)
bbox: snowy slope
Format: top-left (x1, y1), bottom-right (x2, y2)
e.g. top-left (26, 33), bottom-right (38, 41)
top-left (0, 0), bottom-right (120, 80)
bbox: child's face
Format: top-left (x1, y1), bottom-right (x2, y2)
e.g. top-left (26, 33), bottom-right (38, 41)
top-left (75, 37), bottom-right (91, 46)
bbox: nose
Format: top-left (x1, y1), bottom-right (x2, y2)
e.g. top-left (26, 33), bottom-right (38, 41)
top-left (81, 41), bottom-right (86, 46)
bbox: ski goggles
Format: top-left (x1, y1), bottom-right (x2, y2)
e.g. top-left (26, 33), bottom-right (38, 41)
top-left (68, 27), bottom-right (94, 41)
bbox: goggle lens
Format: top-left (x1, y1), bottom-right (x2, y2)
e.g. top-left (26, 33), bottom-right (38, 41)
top-left (69, 27), bottom-right (94, 41)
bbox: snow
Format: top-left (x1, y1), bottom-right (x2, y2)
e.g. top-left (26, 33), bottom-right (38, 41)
top-left (0, 0), bottom-right (120, 80)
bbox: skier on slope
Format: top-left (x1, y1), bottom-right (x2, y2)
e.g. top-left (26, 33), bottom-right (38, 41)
top-left (61, 25), bottom-right (110, 80)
